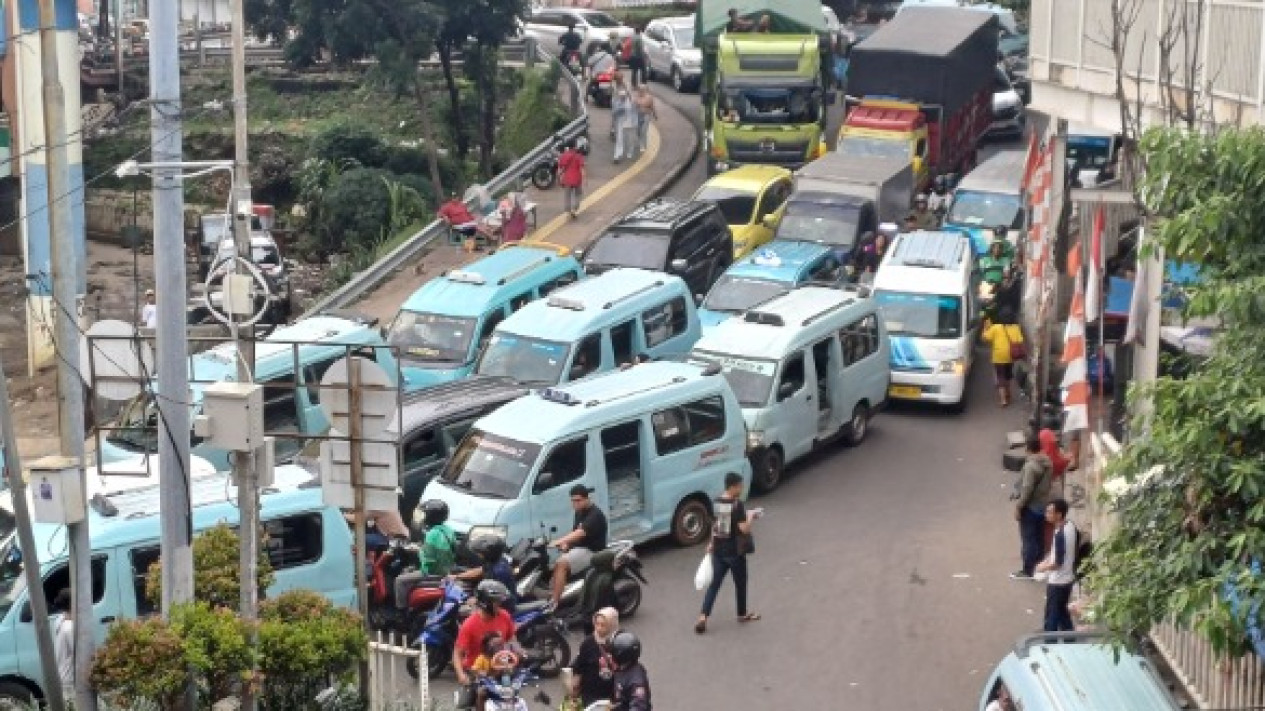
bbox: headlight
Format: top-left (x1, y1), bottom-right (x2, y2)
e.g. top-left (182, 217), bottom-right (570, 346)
top-left (935, 358), bottom-right (966, 375)
top-left (747, 431), bottom-right (765, 450)
top-left (466, 524), bottom-right (509, 542)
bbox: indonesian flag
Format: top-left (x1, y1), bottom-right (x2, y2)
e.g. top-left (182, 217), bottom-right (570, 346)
top-left (1061, 272), bottom-right (1090, 433)
top-left (1085, 206), bottom-right (1105, 321)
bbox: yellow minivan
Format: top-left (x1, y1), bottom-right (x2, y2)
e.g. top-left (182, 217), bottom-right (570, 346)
top-left (691, 165), bottom-right (793, 259)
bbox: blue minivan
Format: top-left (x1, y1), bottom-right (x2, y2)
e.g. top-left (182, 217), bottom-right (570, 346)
top-left (386, 243), bottom-right (584, 388)
top-left (473, 268), bottom-right (702, 386)
top-left (0, 465), bottom-right (356, 706)
top-left (697, 241), bottom-right (848, 330)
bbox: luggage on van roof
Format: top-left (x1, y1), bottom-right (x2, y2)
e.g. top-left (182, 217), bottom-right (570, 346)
top-left (883, 230), bottom-right (973, 270)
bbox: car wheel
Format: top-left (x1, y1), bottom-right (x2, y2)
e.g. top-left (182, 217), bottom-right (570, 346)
top-left (845, 402), bottom-right (869, 446)
top-left (752, 446), bottom-right (784, 493)
top-left (671, 66), bottom-right (684, 92)
top-left (0, 682), bottom-right (35, 710)
top-left (670, 498), bottom-right (712, 546)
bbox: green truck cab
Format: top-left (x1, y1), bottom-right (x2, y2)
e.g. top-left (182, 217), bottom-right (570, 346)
top-left (695, 1), bottom-right (834, 175)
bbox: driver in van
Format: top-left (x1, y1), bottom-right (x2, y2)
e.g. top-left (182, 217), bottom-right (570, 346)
top-left (549, 485), bottom-right (609, 609)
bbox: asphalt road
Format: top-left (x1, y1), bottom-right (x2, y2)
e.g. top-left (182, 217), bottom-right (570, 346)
top-left (413, 87), bottom-right (1041, 711)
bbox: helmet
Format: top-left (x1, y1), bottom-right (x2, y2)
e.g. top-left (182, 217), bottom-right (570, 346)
top-left (475, 579), bottom-right (511, 611)
top-left (470, 534), bottom-right (507, 564)
top-left (420, 499), bottom-right (449, 528)
top-left (609, 630), bottom-right (642, 667)
top-left (994, 224), bottom-right (1009, 237)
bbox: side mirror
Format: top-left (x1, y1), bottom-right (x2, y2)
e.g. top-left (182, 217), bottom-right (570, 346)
top-left (762, 214), bottom-right (778, 229)
top-left (670, 258), bottom-right (688, 272)
top-left (777, 381), bottom-right (797, 401)
top-left (536, 472), bottom-right (556, 491)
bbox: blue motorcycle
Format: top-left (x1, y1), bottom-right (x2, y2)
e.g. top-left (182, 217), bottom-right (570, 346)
top-left (408, 579), bottom-right (571, 680)
top-left (456, 651), bottom-right (554, 711)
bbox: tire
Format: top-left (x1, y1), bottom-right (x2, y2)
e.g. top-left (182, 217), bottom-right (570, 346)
top-left (670, 498), bottom-right (712, 546)
top-left (752, 446), bottom-right (784, 494)
top-left (406, 642), bottom-right (449, 679)
top-left (613, 576), bottom-right (642, 618)
top-left (0, 683), bottom-right (34, 711)
top-left (531, 163), bottom-right (556, 190)
top-left (845, 402), bottom-right (870, 446)
top-left (671, 66), bottom-right (684, 92)
top-left (524, 626), bottom-right (571, 678)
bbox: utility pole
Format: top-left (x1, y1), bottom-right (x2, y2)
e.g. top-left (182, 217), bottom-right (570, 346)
top-left (230, 0), bottom-right (260, 707)
top-left (0, 364), bottom-right (66, 711)
top-left (115, 0), bottom-right (124, 100)
top-left (148, 0), bottom-right (196, 667)
top-left (37, 0), bottom-right (95, 707)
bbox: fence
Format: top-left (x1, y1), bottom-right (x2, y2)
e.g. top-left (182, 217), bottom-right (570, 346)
top-left (1151, 619), bottom-right (1265, 708)
top-left (368, 632), bottom-right (428, 710)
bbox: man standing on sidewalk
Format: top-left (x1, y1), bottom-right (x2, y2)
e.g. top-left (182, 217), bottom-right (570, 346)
top-left (627, 27), bottom-right (648, 87)
top-left (1011, 436), bottom-right (1052, 580)
top-left (1036, 498), bottom-right (1077, 631)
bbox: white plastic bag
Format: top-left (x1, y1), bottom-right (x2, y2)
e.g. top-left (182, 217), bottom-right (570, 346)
top-left (694, 553), bottom-right (714, 591)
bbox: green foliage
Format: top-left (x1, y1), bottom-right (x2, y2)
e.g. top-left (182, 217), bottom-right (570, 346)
top-left (258, 591), bottom-right (367, 708)
top-left (316, 167), bottom-right (429, 254)
top-left (498, 67), bottom-right (572, 159)
top-left (170, 603), bottom-right (255, 702)
top-left (1089, 127), bottom-right (1265, 657)
top-left (145, 523), bottom-right (275, 612)
top-left (310, 123), bottom-right (388, 169)
top-left (91, 618), bottom-right (189, 710)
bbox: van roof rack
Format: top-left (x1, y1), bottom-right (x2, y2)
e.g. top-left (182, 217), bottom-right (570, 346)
top-left (603, 281), bottom-right (664, 310)
top-left (800, 299), bottom-right (852, 327)
top-left (497, 255), bottom-right (553, 286)
top-left (580, 376), bottom-right (689, 409)
top-left (547, 295), bottom-right (586, 311)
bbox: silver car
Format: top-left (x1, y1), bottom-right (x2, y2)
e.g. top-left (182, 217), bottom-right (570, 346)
top-left (523, 8), bottom-right (633, 59)
top-left (644, 16), bottom-right (702, 92)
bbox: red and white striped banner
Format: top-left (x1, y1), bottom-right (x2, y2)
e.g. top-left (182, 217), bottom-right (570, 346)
top-left (1061, 242), bottom-right (1090, 433)
top-left (1026, 141), bottom-right (1056, 281)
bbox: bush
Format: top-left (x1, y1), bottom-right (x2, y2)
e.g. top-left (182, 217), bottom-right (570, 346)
top-left (309, 123), bottom-right (388, 168)
top-left (91, 618), bottom-right (189, 710)
top-left (316, 167), bottom-right (435, 253)
top-left (145, 523), bottom-right (275, 611)
top-left (497, 67), bottom-right (571, 160)
top-left (258, 591), bottom-right (367, 709)
top-left (170, 603), bottom-right (254, 703)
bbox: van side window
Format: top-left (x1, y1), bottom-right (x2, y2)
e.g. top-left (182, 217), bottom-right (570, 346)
top-left (263, 514), bottom-right (324, 569)
top-left (642, 297), bottom-right (688, 348)
top-left (570, 334), bottom-right (602, 380)
top-left (510, 292), bottom-right (532, 312)
top-left (540, 272), bottom-right (579, 297)
top-left (42, 557), bottom-right (108, 615)
top-left (684, 396), bottom-right (726, 445)
top-left (651, 407), bottom-right (690, 455)
top-left (842, 316), bottom-right (878, 365)
top-left (611, 320), bottom-right (636, 366)
top-left (807, 254), bottom-right (843, 283)
top-left (131, 546), bottom-right (162, 616)
top-left (262, 379), bottom-right (301, 435)
top-left (403, 427), bottom-right (443, 470)
top-left (533, 437), bottom-right (589, 494)
top-left (779, 352), bottom-right (806, 399)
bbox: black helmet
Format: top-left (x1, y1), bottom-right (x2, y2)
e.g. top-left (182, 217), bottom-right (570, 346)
top-left (609, 630), bottom-right (641, 667)
top-left (421, 499), bottom-right (449, 528)
top-left (475, 579), bottom-right (511, 611)
top-left (470, 534), bottom-right (507, 564)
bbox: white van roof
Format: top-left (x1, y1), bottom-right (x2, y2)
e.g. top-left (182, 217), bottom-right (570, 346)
top-left (954, 149), bottom-right (1027, 196)
top-left (694, 286), bottom-right (870, 361)
top-left (873, 231), bottom-right (973, 296)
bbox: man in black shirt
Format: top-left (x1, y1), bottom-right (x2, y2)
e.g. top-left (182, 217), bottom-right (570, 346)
top-left (559, 22), bottom-right (584, 64)
top-left (550, 484), bottom-right (609, 608)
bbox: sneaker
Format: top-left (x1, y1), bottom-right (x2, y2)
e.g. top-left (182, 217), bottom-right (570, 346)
top-left (1010, 570), bottom-right (1034, 580)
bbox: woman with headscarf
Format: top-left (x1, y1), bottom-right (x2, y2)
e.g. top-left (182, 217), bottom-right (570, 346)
top-left (570, 607), bottom-right (620, 708)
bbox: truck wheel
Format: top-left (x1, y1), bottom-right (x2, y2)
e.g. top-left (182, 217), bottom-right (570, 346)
top-left (752, 446), bottom-right (784, 493)
top-left (671, 498), bottom-right (712, 546)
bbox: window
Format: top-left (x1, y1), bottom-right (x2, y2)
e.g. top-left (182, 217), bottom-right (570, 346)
top-left (510, 292), bottom-right (532, 312)
top-left (540, 272), bottom-right (579, 296)
top-left (532, 437), bottom-right (589, 494)
top-left (601, 421), bottom-right (642, 478)
top-left (569, 334), bottom-right (602, 381)
top-left (653, 396), bottom-right (726, 455)
top-left (842, 316), bottom-right (879, 366)
top-left (263, 513), bottom-right (324, 569)
top-left (611, 320), bottom-right (636, 366)
top-left (672, 222), bottom-right (707, 260)
top-left (440, 416), bottom-right (479, 450)
top-left (916, 137), bottom-right (928, 158)
top-left (262, 379), bottom-right (300, 434)
top-left (642, 297), bottom-right (689, 348)
top-left (757, 181), bottom-right (791, 219)
top-left (131, 546), bottom-right (161, 616)
top-left (778, 352), bottom-right (805, 400)
top-left (806, 254), bottom-right (843, 284)
top-left (478, 309), bottom-right (506, 350)
top-left (42, 557), bottom-right (108, 617)
top-left (403, 428), bottom-right (443, 470)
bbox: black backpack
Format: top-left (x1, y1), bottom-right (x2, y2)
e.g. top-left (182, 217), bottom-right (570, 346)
top-left (1073, 526), bottom-right (1093, 581)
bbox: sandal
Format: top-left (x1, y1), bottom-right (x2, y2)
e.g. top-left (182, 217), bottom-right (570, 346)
top-left (738, 613), bottom-right (762, 623)
top-left (694, 618), bottom-right (707, 634)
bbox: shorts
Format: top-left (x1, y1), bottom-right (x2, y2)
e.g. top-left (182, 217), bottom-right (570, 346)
top-left (563, 547), bottom-right (594, 574)
top-left (994, 362), bottom-right (1014, 383)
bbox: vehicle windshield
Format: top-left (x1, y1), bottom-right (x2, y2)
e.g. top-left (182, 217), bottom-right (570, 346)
top-left (691, 351), bottom-right (776, 407)
top-left (778, 202), bottom-right (860, 247)
top-left (693, 187), bottom-right (757, 224)
top-left (946, 191), bottom-right (1024, 230)
top-left (719, 87), bottom-right (820, 124)
top-left (252, 245), bottom-right (280, 266)
top-left (837, 135), bottom-right (910, 162)
top-left (702, 276), bottom-right (790, 314)
top-left (1067, 137), bottom-right (1114, 169)
top-left (107, 392), bottom-right (160, 453)
top-left (476, 333), bottom-right (569, 385)
top-left (584, 12), bottom-right (620, 28)
top-left (0, 531), bottom-right (25, 623)
top-left (440, 430), bottom-right (541, 499)
top-left (585, 232), bottom-right (670, 270)
top-left (874, 290), bottom-right (963, 339)
top-left (672, 27), bottom-right (695, 48)
top-left (388, 311), bottom-right (477, 364)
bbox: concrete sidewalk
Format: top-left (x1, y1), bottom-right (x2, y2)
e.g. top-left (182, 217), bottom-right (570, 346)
top-left (354, 85), bottom-right (699, 323)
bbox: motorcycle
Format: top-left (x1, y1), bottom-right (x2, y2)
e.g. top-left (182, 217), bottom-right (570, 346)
top-left (529, 134), bottom-right (590, 190)
top-left (366, 538), bottom-right (444, 638)
top-left (587, 68), bottom-right (616, 108)
top-left (408, 578), bottom-right (572, 680)
top-left (455, 651), bottom-right (553, 711)
top-left (513, 531), bottom-right (645, 626)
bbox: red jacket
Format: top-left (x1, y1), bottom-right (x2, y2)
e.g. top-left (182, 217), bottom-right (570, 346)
top-left (558, 149), bottom-right (585, 188)
top-left (1039, 428), bottom-right (1069, 478)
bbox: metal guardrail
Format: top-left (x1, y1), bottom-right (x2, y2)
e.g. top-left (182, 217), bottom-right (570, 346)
top-left (303, 42), bottom-right (587, 317)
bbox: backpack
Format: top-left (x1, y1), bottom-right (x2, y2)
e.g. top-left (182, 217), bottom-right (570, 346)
top-left (1073, 526), bottom-right (1093, 581)
top-left (1005, 324), bottom-right (1028, 361)
top-left (620, 36), bottom-right (634, 61)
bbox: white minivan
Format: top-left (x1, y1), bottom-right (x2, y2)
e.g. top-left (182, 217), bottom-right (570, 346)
top-left (871, 230), bottom-right (979, 410)
top-left (690, 285), bottom-right (891, 493)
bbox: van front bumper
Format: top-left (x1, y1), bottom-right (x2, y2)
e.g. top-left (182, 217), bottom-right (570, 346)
top-left (888, 371), bottom-right (967, 406)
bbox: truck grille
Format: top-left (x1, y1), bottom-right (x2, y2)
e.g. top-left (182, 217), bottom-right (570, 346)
top-left (726, 138), bottom-right (811, 167)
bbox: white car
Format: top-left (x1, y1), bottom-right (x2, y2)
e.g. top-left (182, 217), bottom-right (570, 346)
top-left (523, 8), bottom-right (633, 59)
top-left (644, 16), bottom-right (703, 92)
top-left (989, 65), bottom-right (1026, 138)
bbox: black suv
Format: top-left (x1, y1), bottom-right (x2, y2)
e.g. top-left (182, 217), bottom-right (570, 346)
top-left (581, 199), bottom-right (734, 298)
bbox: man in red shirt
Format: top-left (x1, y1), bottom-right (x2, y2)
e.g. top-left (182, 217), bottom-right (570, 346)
top-left (558, 139), bottom-right (586, 219)
top-left (454, 580), bottom-right (517, 700)
top-left (438, 192), bottom-right (479, 236)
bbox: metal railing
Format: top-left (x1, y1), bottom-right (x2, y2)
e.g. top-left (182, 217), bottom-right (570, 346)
top-left (1152, 618), bottom-right (1265, 709)
top-left (367, 631), bottom-right (428, 710)
top-left (303, 42), bottom-right (587, 316)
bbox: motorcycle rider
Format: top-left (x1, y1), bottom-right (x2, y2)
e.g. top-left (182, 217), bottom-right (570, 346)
top-left (454, 580), bottom-right (518, 709)
top-left (981, 239), bottom-right (1011, 286)
top-left (911, 194), bottom-right (938, 229)
top-left (587, 38), bottom-right (620, 110)
top-left (927, 175), bottom-right (951, 217)
top-left (610, 631), bottom-right (652, 711)
top-left (450, 534), bottom-right (518, 612)
top-left (559, 22), bottom-right (584, 69)
top-left (390, 499), bottom-right (456, 610)
top-left (550, 484), bottom-right (609, 609)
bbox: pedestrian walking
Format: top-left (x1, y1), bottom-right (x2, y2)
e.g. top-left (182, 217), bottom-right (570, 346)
top-left (1011, 436), bottom-right (1053, 580)
top-left (1036, 498), bottom-right (1077, 631)
top-left (633, 85), bottom-right (657, 156)
top-left (612, 87), bottom-right (638, 163)
top-left (53, 589), bottom-right (74, 701)
top-left (627, 27), bottom-right (648, 87)
top-left (695, 471), bottom-right (762, 633)
top-left (982, 307), bottom-right (1024, 407)
top-left (558, 139), bottom-right (586, 219)
top-left (569, 607), bottom-right (619, 708)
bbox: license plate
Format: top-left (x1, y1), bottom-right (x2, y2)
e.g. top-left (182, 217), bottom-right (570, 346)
top-left (888, 385), bottom-right (922, 399)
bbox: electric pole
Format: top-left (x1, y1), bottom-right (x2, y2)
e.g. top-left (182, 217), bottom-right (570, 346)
top-left (229, 0), bottom-right (261, 707)
top-left (37, 0), bottom-right (95, 706)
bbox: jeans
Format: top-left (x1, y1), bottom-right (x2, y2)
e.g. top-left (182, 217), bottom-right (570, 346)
top-left (564, 185), bottom-right (583, 214)
top-left (1019, 507), bottom-right (1045, 575)
top-left (700, 553), bottom-right (748, 617)
top-left (614, 125), bottom-right (637, 160)
top-left (636, 116), bottom-right (651, 152)
top-left (1044, 582), bottom-right (1075, 631)
top-left (628, 58), bottom-right (646, 87)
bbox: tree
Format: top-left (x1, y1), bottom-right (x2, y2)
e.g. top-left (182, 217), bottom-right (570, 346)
top-left (464, 0), bottom-right (530, 178)
top-left (1088, 127), bottom-right (1265, 657)
top-left (145, 523), bottom-right (275, 611)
